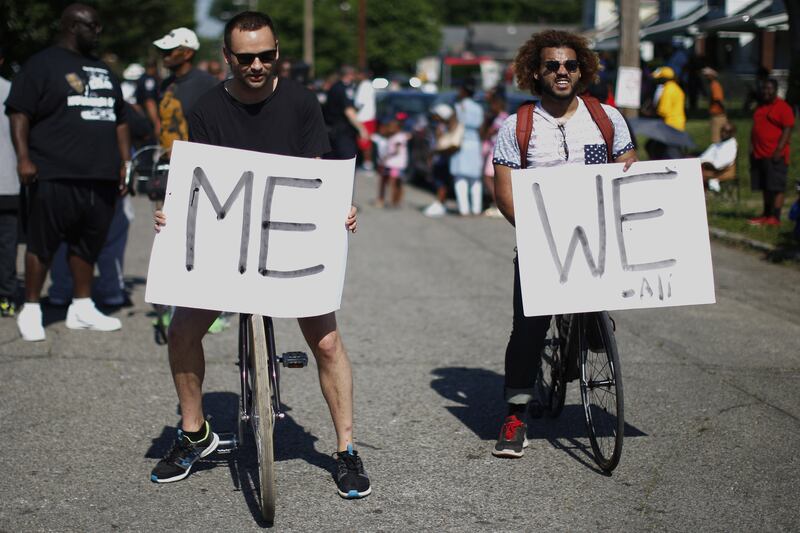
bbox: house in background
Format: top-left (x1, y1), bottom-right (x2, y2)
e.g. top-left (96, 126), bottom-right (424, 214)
top-left (586, 0), bottom-right (790, 96)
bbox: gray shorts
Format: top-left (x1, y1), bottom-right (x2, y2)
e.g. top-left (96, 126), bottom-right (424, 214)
top-left (750, 156), bottom-right (788, 193)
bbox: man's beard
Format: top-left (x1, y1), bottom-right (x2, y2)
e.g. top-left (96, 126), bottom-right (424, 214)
top-left (541, 79), bottom-right (578, 101)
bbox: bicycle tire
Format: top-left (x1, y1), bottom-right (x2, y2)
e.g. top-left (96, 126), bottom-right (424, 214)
top-left (248, 315), bottom-right (276, 522)
top-left (579, 312), bottom-right (624, 472)
top-left (534, 315), bottom-right (567, 417)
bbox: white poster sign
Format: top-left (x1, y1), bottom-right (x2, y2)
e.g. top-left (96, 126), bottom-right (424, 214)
top-left (145, 141), bottom-right (355, 318)
top-left (511, 159), bottom-right (715, 316)
top-left (615, 66), bottom-right (642, 109)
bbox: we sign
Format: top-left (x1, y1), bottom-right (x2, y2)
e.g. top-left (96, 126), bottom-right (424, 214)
top-left (145, 141), bottom-right (355, 318)
top-left (511, 159), bottom-right (716, 316)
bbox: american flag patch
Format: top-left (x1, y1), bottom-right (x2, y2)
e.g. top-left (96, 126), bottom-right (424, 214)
top-left (584, 144), bottom-right (608, 165)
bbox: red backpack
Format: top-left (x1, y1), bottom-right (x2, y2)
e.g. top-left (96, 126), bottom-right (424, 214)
top-left (515, 96), bottom-right (615, 169)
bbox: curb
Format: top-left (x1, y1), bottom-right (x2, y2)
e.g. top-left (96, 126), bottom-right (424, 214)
top-left (708, 226), bottom-right (775, 253)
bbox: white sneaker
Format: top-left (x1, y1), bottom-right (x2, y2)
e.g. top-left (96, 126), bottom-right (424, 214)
top-left (17, 304), bottom-right (46, 342)
top-left (66, 301), bottom-right (122, 331)
top-left (423, 201), bottom-right (446, 217)
top-left (483, 206), bottom-right (503, 218)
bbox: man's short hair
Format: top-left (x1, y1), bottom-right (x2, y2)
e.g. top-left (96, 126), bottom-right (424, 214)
top-left (224, 11), bottom-right (278, 50)
top-left (513, 30), bottom-right (599, 95)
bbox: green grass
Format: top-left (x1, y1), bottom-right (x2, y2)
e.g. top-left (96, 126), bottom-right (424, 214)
top-left (639, 115), bottom-right (799, 253)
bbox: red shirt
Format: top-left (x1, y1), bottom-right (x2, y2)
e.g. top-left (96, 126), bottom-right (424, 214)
top-left (751, 97), bottom-right (795, 164)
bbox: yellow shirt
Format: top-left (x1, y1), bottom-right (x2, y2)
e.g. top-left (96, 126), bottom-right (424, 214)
top-left (656, 80), bottom-right (686, 131)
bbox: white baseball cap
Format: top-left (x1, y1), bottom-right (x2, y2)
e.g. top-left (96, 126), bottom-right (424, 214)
top-left (431, 103), bottom-right (453, 120)
top-left (153, 27), bottom-right (200, 51)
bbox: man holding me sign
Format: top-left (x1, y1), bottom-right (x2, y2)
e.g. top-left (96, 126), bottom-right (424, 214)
top-left (149, 12), bottom-right (370, 499)
top-left (490, 30), bottom-right (637, 458)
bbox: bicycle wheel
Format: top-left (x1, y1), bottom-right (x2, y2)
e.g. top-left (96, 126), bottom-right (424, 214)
top-left (579, 312), bottom-right (624, 472)
top-left (534, 315), bottom-right (567, 417)
top-left (247, 314), bottom-right (276, 522)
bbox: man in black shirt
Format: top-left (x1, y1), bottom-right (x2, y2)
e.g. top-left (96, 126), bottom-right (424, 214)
top-left (5, 3), bottom-right (130, 341)
top-left (325, 65), bottom-right (367, 159)
top-left (150, 11), bottom-right (370, 500)
top-left (152, 27), bottom-right (217, 155)
top-left (134, 60), bottom-right (160, 138)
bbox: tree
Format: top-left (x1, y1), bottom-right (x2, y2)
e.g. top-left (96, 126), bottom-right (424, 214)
top-left (1, 0), bottom-right (195, 77)
top-left (211, 0), bottom-right (440, 77)
top-left (785, 0), bottom-right (799, 108)
top-left (434, 0), bottom-right (582, 25)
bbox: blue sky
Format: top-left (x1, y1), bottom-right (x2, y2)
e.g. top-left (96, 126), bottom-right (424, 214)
top-left (195, 0), bottom-right (224, 38)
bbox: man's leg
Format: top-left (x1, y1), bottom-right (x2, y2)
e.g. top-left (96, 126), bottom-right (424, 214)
top-left (494, 256), bottom-right (550, 458)
top-left (24, 251), bottom-right (50, 303)
top-left (0, 210), bottom-right (19, 316)
top-left (772, 191), bottom-right (785, 220)
top-left (151, 307), bottom-right (221, 483)
top-left (68, 253), bottom-right (94, 299)
top-left (298, 312), bottom-right (371, 499)
top-left (167, 307), bottom-right (220, 432)
top-left (297, 312), bottom-right (353, 451)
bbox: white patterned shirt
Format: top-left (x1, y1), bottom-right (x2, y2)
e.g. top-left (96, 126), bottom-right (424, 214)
top-left (492, 98), bottom-right (634, 169)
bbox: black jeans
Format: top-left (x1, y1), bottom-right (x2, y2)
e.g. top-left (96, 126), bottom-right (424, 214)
top-left (504, 255), bottom-right (551, 405)
top-left (0, 209), bottom-right (19, 298)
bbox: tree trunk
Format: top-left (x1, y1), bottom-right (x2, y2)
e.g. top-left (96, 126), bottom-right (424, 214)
top-left (785, 0), bottom-right (800, 109)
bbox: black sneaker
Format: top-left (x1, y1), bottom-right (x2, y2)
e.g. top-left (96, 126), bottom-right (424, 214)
top-left (333, 444), bottom-right (371, 499)
top-left (0, 297), bottom-right (16, 318)
top-left (150, 422), bottom-right (219, 483)
top-left (492, 415), bottom-right (529, 458)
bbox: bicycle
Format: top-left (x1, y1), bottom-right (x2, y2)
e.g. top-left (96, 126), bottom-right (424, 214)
top-left (533, 311), bottom-right (624, 473)
top-left (125, 144), bottom-right (172, 344)
top-left (215, 314), bottom-right (308, 524)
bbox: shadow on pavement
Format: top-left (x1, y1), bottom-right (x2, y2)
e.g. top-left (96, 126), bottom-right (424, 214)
top-left (431, 366), bottom-right (648, 474)
top-left (144, 392), bottom-right (333, 528)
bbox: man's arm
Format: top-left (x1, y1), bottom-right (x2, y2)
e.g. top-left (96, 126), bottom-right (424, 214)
top-left (493, 164), bottom-right (515, 226)
top-left (614, 149), bottom-right (638, 171)
top-left (144, 98), bottom-right (160, 138)
top-left (8, 112), bottom-right (37, 185)
top-left (772, 126), bottom-right (792, 162)
top-left (344, 106), bottom-right (367, 140)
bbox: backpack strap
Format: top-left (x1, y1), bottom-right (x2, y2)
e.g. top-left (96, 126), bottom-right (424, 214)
top-left (581, 95), bottom-right (615, 161)
top-left (515, 101), bottom-right (536, 169)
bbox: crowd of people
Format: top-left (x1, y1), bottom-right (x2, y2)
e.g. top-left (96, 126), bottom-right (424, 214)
top-left (0, 0), bottom-right (797, 510)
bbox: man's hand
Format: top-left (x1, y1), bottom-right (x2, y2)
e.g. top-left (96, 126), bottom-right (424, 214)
top-left (616, 149), bottom-right (638, 172)
top-left (154, 210), bottom-right (167, 233)
top-left (771, 150), bottom-right (783, 163)
top-left (118, 160), bottom-right (131, 196)
top-left (17, 158), bottom-right (37, 185)
top-left (346, 205), bottom-right (357, 233)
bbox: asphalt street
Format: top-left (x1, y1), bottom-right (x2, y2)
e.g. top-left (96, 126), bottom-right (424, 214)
top-left (1, 171), bottom-right (798, 532)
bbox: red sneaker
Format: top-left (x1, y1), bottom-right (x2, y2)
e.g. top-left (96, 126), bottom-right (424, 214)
top-left (763, 216), bottom-right (781, 226)
top-left (747, 216), bottom-right (768, 226)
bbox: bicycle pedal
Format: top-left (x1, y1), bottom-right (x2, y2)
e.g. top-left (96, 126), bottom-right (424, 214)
top-left (280, 351), bottom-right (308, 368)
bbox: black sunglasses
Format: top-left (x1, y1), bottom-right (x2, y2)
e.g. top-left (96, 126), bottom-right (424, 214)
top-left (543, 60), bottom-right (580, 74)
top-left (230, 49), bottom-right (278, 66)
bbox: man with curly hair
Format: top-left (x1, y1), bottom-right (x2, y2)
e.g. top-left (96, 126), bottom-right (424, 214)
top-left (490, 30), bottom-right (637, 458)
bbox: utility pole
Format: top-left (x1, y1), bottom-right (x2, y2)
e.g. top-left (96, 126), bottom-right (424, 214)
top-left (304, 0), bottom-right (314, 76)
top-left (618, 0), bottom-right (641, 118)
top-left (357, 0), bottom-right (367, 71)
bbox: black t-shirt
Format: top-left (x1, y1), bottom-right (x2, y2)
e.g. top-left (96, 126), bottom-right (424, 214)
top-left (135, 74), bottom-right (159, 106)
top-left (324, 80), bottom-right (357, 136)
top-left (4, 46), bottom-right (125, 181)
top-left (188, 78), bottom-right (330, 158)
top-left (158, 68), bottom-right (217, 151)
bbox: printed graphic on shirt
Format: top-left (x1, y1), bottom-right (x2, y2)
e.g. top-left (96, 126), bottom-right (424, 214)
top-left (584, 143), bottom-right (608, 164)
top-left (65, 66), bottom-right (118, 122)
top-left (159, 89), bottom-right (188, 151)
